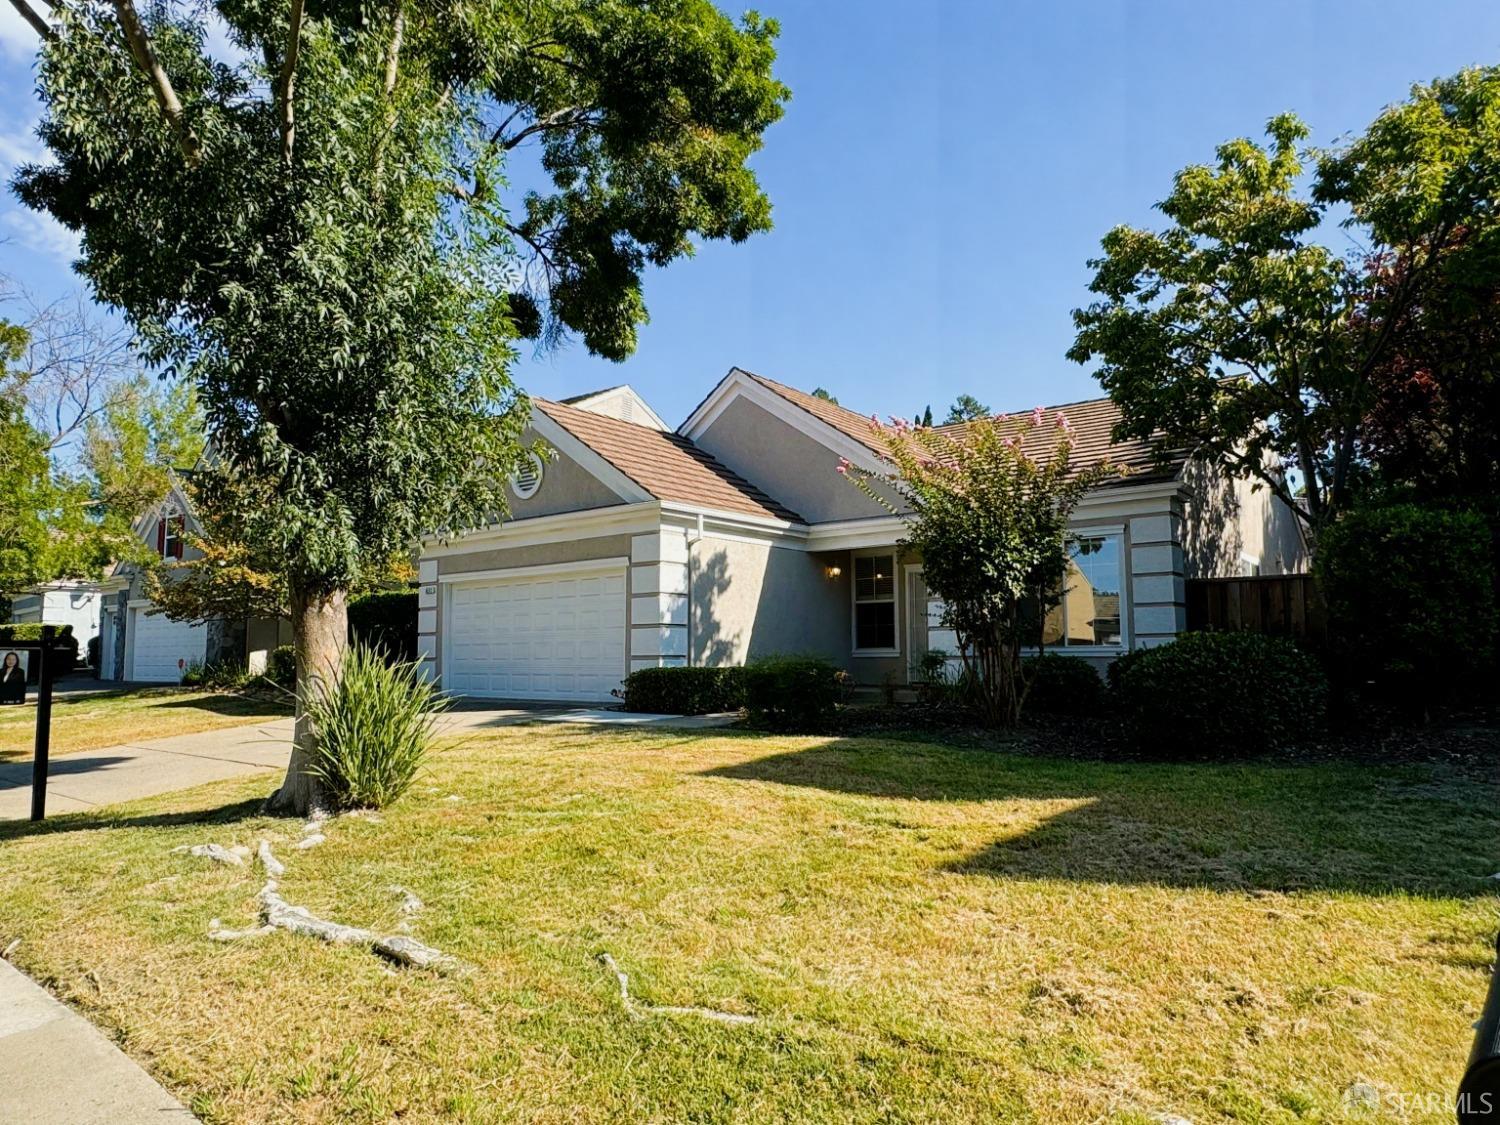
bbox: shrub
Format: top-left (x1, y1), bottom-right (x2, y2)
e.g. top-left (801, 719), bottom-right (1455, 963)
top-left (181, 660), bottom-right (250, 690)
top-left (742, 656), bottom-right (844, 732)
top-left (620, 666), bottom-right (745, 714)
top-left (1315, 503), bottom-right (1497, 712)
top-left (1111, 632), bottom-right (1327, 757)
top-left (348, 591), bottom-right (419, 662)
top-left (1023, 654), bottom-right (1105, 716)
top-left (87, 634), bottom-right (102, 674)
top-left (265, 645), bottom-right (297, 688)
top-left (0, 624), bottom-right (77, 681)
top-left (303, 643), bottom-right (448, 809)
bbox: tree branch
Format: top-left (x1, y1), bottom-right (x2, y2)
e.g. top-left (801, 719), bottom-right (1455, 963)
top-left (383, 6), bottom-right (403, 96)
top-left (7, 0), bottom-right (54, 42)
top-left (498, 105), bottom-right (595, 151)
top-left (111, 0), bottom-right (202, 167)
top-left (277, 0), bottom-right (306, 165)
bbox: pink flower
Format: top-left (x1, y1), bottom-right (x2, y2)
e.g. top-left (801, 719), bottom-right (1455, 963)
top-left (836, 465), bottom-right (848, 475)
top-left (1030, 405), bottom-right (1046, 427)
top-left (1055, 412), bottom-right (1073, 433)
top-left (993, 412), bottom-right (1008, 423)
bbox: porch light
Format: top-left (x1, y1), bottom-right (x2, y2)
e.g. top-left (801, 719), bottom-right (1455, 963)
top-left (825, 564), bottom-right (842, 579)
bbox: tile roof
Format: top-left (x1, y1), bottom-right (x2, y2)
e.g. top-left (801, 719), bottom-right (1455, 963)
top-left (535, 399), bottom-right (803, 522)
top-left (741, 370), bottom-right (1185, 484)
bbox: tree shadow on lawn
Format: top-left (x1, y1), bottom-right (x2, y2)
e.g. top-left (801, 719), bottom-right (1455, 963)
top-left (0, 796), bottom-right (268, 843)
top-left (701, 738), bottom-right (1500, 899)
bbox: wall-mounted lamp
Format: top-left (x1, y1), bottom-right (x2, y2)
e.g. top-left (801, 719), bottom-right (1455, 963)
top-left (825, 564), bottom-right (842, 579)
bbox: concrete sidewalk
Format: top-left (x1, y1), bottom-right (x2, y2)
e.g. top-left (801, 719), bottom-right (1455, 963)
top-left (0, 719), bottom-right (295, 821)
top-left (0, 959), bottom-right (195, 1122)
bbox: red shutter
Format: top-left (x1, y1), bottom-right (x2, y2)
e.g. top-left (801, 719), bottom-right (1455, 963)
top-left (156, 519), bottom-right (166, 555)
top-left (171, 516), bottom-right (185, 559)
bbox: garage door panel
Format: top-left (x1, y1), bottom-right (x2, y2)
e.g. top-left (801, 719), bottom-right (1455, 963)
top-left (130, 609), bottom-right (207, 683)
top-left (444, 567), bottom-right (626, 702)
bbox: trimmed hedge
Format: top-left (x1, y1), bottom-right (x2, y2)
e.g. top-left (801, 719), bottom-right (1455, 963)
top-left (0, 624), bottom-right (78, 681)
top-left (743, 656), bottom-right (843, 732)
top-left (1023, 654), bottom-right (1105, 716)
top-left (87, 633), bottom-right (101, 673)
top-left (1315, 503), bottom-right (1497, 712)
top-left (620, 666), bottom-right (745, 714)
top-left (348, 591), bottom-right (418, 662)
top-left (1111, 632), bottom-right (1327, 757)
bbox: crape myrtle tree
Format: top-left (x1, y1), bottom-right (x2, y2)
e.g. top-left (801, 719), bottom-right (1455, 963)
top-left (1069, 69), bottom-right (1500, 547)
top-left (10, 0), bottom-right (787, 813)
top-left (843, 409), bottom-right (1117, 727)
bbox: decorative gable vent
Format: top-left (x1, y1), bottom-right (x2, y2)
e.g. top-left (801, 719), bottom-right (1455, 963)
top-left (510, 452), bottom-right (544, 500)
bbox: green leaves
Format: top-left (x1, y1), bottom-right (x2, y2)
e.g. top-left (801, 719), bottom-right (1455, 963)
top-left (14, 0), bottom-right (785, 595)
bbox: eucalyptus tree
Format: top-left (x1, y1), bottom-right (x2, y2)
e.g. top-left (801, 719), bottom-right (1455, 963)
top-left (9, 0), bottom-right (787, 813)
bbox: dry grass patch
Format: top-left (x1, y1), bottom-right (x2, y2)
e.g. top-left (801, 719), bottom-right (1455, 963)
top-left (0, 687), bottom-right (292, 761)
top-left (0, 726), bottom-right (1495, 1122)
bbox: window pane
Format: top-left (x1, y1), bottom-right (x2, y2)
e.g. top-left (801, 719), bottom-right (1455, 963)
top-left (854, 554), bottom-right (895, 602)
top-left (855, 601), bottom-right (896, 649)
top-left (1065, 535), bottom-right (1122, 647)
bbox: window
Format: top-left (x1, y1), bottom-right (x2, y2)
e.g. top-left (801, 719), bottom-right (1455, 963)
top-left (159, 510), bottom-right (185, 560)
top-left (1041, 533), bottom-right (1123, 648)
top-left (853, 552), bottom-right (897, 651)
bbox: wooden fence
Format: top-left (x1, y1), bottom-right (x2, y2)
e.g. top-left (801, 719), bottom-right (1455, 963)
top-left (1184, 574), bottom-right (1327, 644)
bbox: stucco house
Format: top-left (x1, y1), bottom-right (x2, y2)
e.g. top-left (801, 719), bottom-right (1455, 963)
top-left (416, 368), bottom-right (1306, 703)
top-left (93, 477), bottom-right (290, 683)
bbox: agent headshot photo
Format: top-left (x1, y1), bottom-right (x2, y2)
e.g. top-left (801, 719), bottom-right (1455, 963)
top-left (0, 651), bottom-right (25, 706)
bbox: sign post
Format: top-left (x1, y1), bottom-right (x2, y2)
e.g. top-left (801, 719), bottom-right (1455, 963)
top-left (27, 626), bottom-right (55, 822)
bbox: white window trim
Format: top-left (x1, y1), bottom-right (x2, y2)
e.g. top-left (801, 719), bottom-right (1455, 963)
top-left (161, 506), bottom-right (182, 559)
top-left (850, 547), bottom-right (901, 657)
top-left (1033, 526), bottom-right (1130, 656)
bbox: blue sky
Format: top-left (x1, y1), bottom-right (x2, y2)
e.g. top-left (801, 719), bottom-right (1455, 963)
top-left (5, 1), bottom-right (1500, 426)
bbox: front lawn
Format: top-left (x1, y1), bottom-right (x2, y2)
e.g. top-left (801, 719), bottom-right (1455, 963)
top-left (0, 686), bottom-right (293, 762)
top-left (0, 726), bottom-right (1494, 1122)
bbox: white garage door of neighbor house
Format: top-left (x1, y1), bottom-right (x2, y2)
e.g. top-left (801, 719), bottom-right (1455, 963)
top-left (444, 568), bottom-right (627, 702)
top-left (129, 608), bottom-right (206, 683)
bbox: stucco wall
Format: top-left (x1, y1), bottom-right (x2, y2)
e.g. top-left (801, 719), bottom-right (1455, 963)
top-left (693, 396), bottom-right (892, 523)
top-left (505, 429), bottom-right (626, 521)
top-left (690, 536), bottom-right (848, 666)
top-left (1179, 458), bottom-right (1308, 578)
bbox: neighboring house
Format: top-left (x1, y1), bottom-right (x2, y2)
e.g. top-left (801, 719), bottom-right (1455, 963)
top-left (7, 582), bottom-right (102, 666)
top-left (416, 368), bottom-right (1307, 702)
top-left (94, 478), bottom-right (291, 683)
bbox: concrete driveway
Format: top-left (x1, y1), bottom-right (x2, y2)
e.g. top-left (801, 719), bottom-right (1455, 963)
top-left (0, 718), bottom-right (296, 821)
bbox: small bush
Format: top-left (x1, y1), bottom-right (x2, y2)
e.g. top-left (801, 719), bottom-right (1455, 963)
top-left (620, 666), bottom-right (745, 714)
top-left (1112, 632), bottom-right (1327, 757)
top-left (265, 645), bottom-right (297, 688)
top-left (1315, 503), bottom-right (1497, 712)
top-left (87, 634), bottom-right (102, 674)
top-left (742, 656), bottom-right (844, 732)
top-left (304, 643), bottom-right (448, 809)
top-left (1023, 654), bottom-right (1105, 716)
top-left (181, 660), bottom-right (250, 690)
top-left (348, 591), bottom-right (419, 662)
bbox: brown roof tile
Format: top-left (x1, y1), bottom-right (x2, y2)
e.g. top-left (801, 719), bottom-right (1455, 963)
top-left (742, 370), bottom-right (1183, 484)
top-left (536, 399), bottom-right (803, 522)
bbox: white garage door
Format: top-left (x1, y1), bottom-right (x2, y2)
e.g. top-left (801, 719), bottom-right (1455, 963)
top-left (444, 567), bottom-right (627, 702)
top-left (129, 608), bottom-right (206, 683)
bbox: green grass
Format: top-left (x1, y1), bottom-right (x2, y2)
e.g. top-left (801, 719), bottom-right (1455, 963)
top-left (0, 687), bottom-right (292, 762)
top-left (0, 726), bottom-right (1494, 1123)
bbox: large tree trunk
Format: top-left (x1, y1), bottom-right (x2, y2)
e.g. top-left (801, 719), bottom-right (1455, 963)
top-left (266, 583), bottom-right (348, 816)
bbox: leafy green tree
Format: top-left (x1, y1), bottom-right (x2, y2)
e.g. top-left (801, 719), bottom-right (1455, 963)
top-left (843, 411), bottom-right (1116, 727)
top-left (0, 314), bottom-right (109, 596)
top-left (811, 387), bottom-right (838, 404)
top-left (10, 0), bottom-right (786, 813)
top-left (1071, 73), bottom-right (1500, 543)
top-left (943, 394), bottom-right (989, 424)
top-left (81, 374), bottom-right (204, 562)
top-left (918, 405), bottom-right (933, 427)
